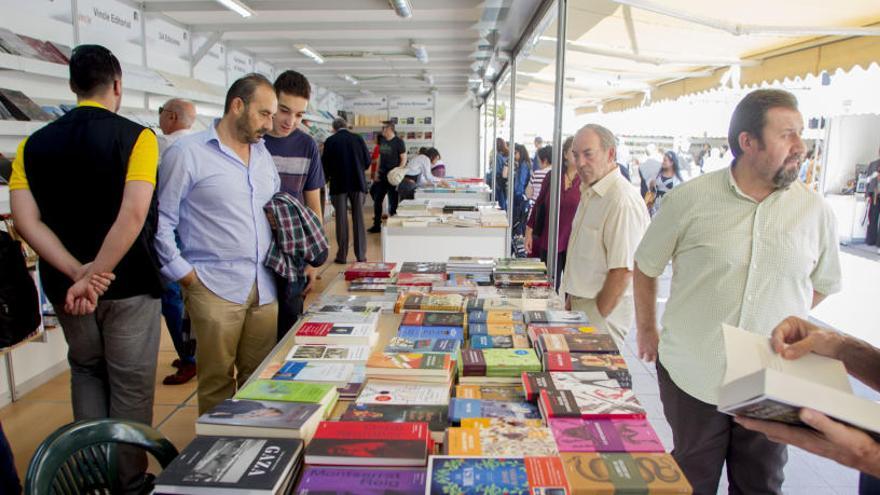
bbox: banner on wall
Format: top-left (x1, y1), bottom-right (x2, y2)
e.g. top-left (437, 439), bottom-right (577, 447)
top-left (344, 96), bottom-right (387, 112)
top-left (227, 50), bottom-right (253, 81)
top-left (389, 95), bottom-right (434, 111)
top-left (254, 60), bottom-right (275, 80)
top-left (145, 14), bottom-right (190, 76)
top-left (192, 33), bottom-right (225, 87)
top-left (77, 0), bottom-right (142, 65)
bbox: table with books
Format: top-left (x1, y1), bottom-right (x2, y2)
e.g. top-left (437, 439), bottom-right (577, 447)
top-left (154, 258), bottom-right (694, 495)
top-left (382, 201), bottom-right (508, 263)
top-left (414, 178), bottom-right (493, 203)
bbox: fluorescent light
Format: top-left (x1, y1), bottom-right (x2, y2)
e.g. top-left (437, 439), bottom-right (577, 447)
top-left (295, 44), bottom-right (324, 64)
top-left (339, 74), bottom-right (359, 85)
top-left (411, 43), bottom-right (428, 64)
top-left (213, 0), bottom-right (254, 18)
top-left (389, 0), bottom-right (412, 18)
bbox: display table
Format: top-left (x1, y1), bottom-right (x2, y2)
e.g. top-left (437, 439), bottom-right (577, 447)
top-left (414, 190), bottom-right (492, 203)
top-left (382, 225), bottom-right (507, 263)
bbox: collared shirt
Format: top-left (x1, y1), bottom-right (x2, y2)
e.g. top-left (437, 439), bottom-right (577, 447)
top-left (157, 128), bottom-right (194, 156)
top-left (634, 168), bottom-right (842, 404)
top-left (264, 192), bottom-right (329, 282)
top-left (154, 121), bottom-right (280, 305)
top-left (561, 168), bottom-right (650, 299)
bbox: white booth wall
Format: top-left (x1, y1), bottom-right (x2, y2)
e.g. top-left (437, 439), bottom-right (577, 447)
top-left (434, 93), bottom-right (480, 178)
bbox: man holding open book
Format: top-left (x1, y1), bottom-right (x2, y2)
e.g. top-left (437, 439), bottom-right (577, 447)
top-left (632, 89), bottom-right (842, 494)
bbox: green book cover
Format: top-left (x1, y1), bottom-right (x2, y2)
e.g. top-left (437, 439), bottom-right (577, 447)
top-left (236, 380), bottom-right (334, 403)
top-left (482, 349), bottom-right (542, 377)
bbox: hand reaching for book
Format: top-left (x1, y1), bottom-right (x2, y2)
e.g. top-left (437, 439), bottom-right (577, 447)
top-left (770, 316), bottom-right (844, 361)
top-left (736, 408), bottom-right (880, 479)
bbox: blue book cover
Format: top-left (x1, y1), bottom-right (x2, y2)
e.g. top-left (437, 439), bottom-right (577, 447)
top-left (385, 337), bottom-right (461, 354)
top-left (273, 361), bottom-right (307, 380)
top-left (397, 326), bottom-right (465, 341)
top-left (428, 457), bottom-right (529, 494)
top-left (448, 398), bottom-right (541, 423)
top-left (467, 310), bottom-right (524, 323)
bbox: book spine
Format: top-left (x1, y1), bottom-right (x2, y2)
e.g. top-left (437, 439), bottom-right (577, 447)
top-left (540, 390), bottom-right (581, 418)
top-left (461, 349), bottom-right (486, 376)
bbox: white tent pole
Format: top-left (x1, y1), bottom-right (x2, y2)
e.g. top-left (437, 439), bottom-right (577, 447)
top-left (547, 0), bottom-right (567, 287)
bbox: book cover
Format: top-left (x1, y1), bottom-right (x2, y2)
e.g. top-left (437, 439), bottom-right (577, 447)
top-left (446, 424), bottom-right (558, 457)
top-left (356, 381), bottom-right (450, 406)
top-left (17, 34), bottom-right (67, 64)
top-left (456, 384), bottom-right (524, 401)
top-left (459, 418), bottom-right (544, 429)
top-left (235, 380), bottom-right (335, 404)
top-left (549, 418), bottom-right (665, 453)
top-left (154, 436), bottom-right (302, 493)
top-left (196, 399), bottom-right (319, 430)
top-left (395, 292), bottom-right (465, 312)
top-left (397, 272), bottom-right (447, 286)
top-left (560, 453), bottom-right (691, 494)
top-left (401, 311), bottom-right (466, 327)
top-left (295, 466), bottom-right (427, 494)
top-left (467, 310), bottom-right (524, 324)
top-left (366, 352), bottom-right (452, 375)
top-left (448, 398), bottom-right (541, 423)
top-left (305, 421), bottom-right (431, 467)
top-left (470, 334), bottom-right (530, 349)
top-left (397, 326), bottom-right (464, 341)
top-left (348, 282), bottom-right (393, 292)
top-left (294, 322), bottom-right (376, 346)
top-left (427, 456), bottom-right (569, 495)
top-left (542, 352), bottom-right (632, 387)
top-left (539, 387), bottom-right (646, 420)
top-left (306, 312), bottom-right (380, 325)
top-left (272, 361), bottom-right (355, 385)
top-left (538, 333), bottom-right (619, 354)
top-left (527, 325), bottom-right (603, 343)
top-left (523, 371), bottom-right (632, 401)
top-left (344, 262), bottom-right (396, 280)
top-left (469, 323), bottom-right (527, 336)
top-left (285, 344), bottom-right (371, 363)
top-left (340, 403), bottom-right (448, 438)
top-left (458, 349), bottom-right (542, 378)
top-left (524, 310), bottom-right (589, 325)
top-left (0, 88), bottom-right (52, 121)
top-left (384, 337), bottom-right (460, 355)
top-left (400, 262), bottom-right (446, 274)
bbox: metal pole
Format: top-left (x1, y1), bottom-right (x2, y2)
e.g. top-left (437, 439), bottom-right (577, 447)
top-left (506, 62), bottom-right (517, 255)
top-left (547, 0), bottom-right (567, 287)
top-left (491, 88), bottom-right (498, 203)
top-left (476, 102), bottom-right (482, 178)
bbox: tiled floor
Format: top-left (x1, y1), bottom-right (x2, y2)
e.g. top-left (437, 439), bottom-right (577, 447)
top-left (0, 209), bottom-right (869, 494)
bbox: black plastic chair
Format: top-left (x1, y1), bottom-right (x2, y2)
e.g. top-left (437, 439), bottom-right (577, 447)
top-left (24, 418), bottom-right (179, 495)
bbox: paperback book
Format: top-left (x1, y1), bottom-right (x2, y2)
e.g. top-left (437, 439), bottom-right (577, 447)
top-left (542, 352), bottom-right (632, 387)
top-left (524, 310), bottom-right (589, 325)
top-left (396, 325), bottom-right (465, 341)
top-left (446, 423), bottom-right (558, 457)
top-left (448, 398), bottom-right (541, 423)
top-left (427, 456), bottom-right (569, 495)
top-left (538, 387), bottom-right (646, 420)
top-left (196, 399), bottom-right (322, 441)
top-left (400, 262), bottom-right (446, 274)
top-left (305, 421), bottom-right (432, 467)
top-left (458, 349), bottom-right (542, 382)
top-left (536, 333), bottom-right (619, 354)
top-left (468, 323), bottom-right (527, 336)
top-left (549, 418), bottom-right (664, 453)
top-left (467, 310), bottom-right (524, 324)
top-left (384, 336), bottom-right (461, 354)
top-left (394, 292), bottom-right (466, 313)
top-left (235, 380), bottom-right (337, 409)
top-left (154, 436), bottom-right (303, 495)
top-left (285, 344), bottom-right (371, 363)
top-left (294, 466), bottom-right (427, 495)
top-left (397, 272), bottom-right (447, 286)
top-left (527, 325), bottom-right (604, 343)
top-left (272, 361), bottom-right (355, 386)
top-left (560, 453), bottom-right (692, 494)
top-left (344, 262), bottom-right (396, 280)
top-left (305, 312), bottom-right (380, 325)
top-left (356, 380), bottom-right (451, 406)
top-left (340, 403), bottom-right (448, 443)
top-left (365, 352), bottom-right (453, 382)
top-left (293, 322), bottom-right (377, 346)
top-left (523, 371), bottom-right (633, 401)
top-left (456, 384), bottom-right (525, 401)
top-left (400, 311), bottom-right (466, 327)
top-left (469, 334), bottom-right (530, 349)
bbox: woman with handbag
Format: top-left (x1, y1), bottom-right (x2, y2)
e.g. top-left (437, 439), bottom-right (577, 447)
top-left (524, 137), bottom-right (580, 288)
top-left (396, 147), bottom-right (445, 201)
top-left (647, 150), bottom-right (683, 216)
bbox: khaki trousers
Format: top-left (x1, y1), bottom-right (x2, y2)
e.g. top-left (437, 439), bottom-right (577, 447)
top-left (183, 278), bottom-right (278, 415)
top-left (569, 295), bottom-right (633, 348)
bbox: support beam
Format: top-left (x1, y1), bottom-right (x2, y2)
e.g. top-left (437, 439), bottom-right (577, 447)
top-left (546, 0), bottom-right (566, 288)
top-left (192, 20), bottom-right (473, 33)
top-left (143, 0), bottom-right (481, 12)
top-left (192, 31), bottom-right (223, 67)
top-left (622, 5), bottom-right (639, 56)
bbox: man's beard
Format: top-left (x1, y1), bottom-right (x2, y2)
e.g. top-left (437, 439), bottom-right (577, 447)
top-left (772, 158), bottom-right (800, 189)
top-left (235, 113), bottom-right (265, 144)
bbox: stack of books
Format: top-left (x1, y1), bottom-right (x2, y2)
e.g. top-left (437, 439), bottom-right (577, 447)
top-left (304, 421), bottom-right (433, 467)
top-left (397, 262), bottom-right (447, 287)
top-left (393, 292), bottom-right (467, 313)
top-left (344, 262), bottom-right (396, 281)
top-left (295, 466), bottom-right (428, 494)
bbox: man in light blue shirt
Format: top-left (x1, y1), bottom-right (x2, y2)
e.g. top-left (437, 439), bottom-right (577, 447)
top-left (155, 73), bottom-right (280, 415)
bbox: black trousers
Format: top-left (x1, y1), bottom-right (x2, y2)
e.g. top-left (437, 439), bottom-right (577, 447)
top-left (657, 360), bottom-right (787, 495)
top-left (539, 249), bottom-right (567, 291)
top-left (370, 176), bottom-right (398, 227)
top-left (276, 274), bottom-right (305, 343)
top-left (331, 191), bottom-right (367, 262)
top-left (867, 196), bottom-right (880, 246)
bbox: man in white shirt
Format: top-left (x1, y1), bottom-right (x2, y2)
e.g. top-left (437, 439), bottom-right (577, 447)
top-left (157, 98), bottom-right (196, 154)
top-left (561, 124), bottom-right (650, 346)
top-left (633, 89), bottom-right (842, 494)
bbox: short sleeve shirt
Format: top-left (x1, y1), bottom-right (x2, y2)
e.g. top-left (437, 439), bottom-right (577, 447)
top-left (378, 136), bottom-right (406, 175)
top-left (634, 168), bottom-right (842, 404)
top-left (263, 129), bottom-right (325, 203)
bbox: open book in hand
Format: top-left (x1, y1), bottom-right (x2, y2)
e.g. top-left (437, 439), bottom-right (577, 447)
top-left (718, 324), bottom-right (880, 438)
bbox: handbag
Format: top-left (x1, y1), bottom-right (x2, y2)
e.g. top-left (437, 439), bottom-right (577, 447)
top-left (387, 165), bottom-right (408, 186)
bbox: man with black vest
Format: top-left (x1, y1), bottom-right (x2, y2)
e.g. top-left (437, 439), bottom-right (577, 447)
top-left (9, 44), bottom-right (163, 493)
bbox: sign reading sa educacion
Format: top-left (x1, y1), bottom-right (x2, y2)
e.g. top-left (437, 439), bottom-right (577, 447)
top-left (145, 14), bottom-right (190, 76)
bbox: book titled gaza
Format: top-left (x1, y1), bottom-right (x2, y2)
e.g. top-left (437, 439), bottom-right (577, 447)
top-left (295, 466), bottom-right (427, 494)
top-left (154, 436), bottom-right (303, 495)
top-left (304, 421), bottom-right (432, 467)
top-left (549, 417), bottom-right (664, 453)
top-left (427, 456), bottom-right (569, 495)
top-left (293, 322), bottom-right (377, 346)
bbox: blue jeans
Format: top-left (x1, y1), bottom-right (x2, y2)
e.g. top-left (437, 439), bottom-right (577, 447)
top-left (160, 282), bottom-right (195, 365)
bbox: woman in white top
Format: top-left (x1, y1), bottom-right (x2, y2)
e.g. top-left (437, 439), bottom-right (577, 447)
top-left (398, 147), bottom-right (444, 200)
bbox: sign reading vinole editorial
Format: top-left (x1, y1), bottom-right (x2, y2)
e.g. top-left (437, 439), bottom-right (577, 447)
top-left (77, 0), bottom-right (143, 65)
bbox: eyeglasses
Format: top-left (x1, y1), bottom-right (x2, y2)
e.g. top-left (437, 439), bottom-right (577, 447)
top-left (158, 106), bottom-right (166, 116)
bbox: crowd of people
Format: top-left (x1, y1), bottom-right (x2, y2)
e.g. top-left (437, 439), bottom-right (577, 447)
top-left (3, 43), bottom-right (880, 494)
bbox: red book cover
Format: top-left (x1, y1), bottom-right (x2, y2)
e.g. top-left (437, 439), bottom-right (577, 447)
top-left (401, 312), bottom-right (426, 326)
top-left (305, 421), bottom-right (432, 466)
top-left (344, 262), bottom-right (396, 281)
top-left (295, 322), bottom-right (333, 337)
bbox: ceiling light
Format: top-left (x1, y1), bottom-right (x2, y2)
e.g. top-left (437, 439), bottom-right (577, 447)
top-left (339, 74), bottom-right (359, 85)
top-left (295, 44), bottom-right (324, 64)
top-left (213, 0), bottom-right (254, 18)
top-left (389, 0), bottom-right (412, 18)
top-left (411, 43), bottom-right (428, 64)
